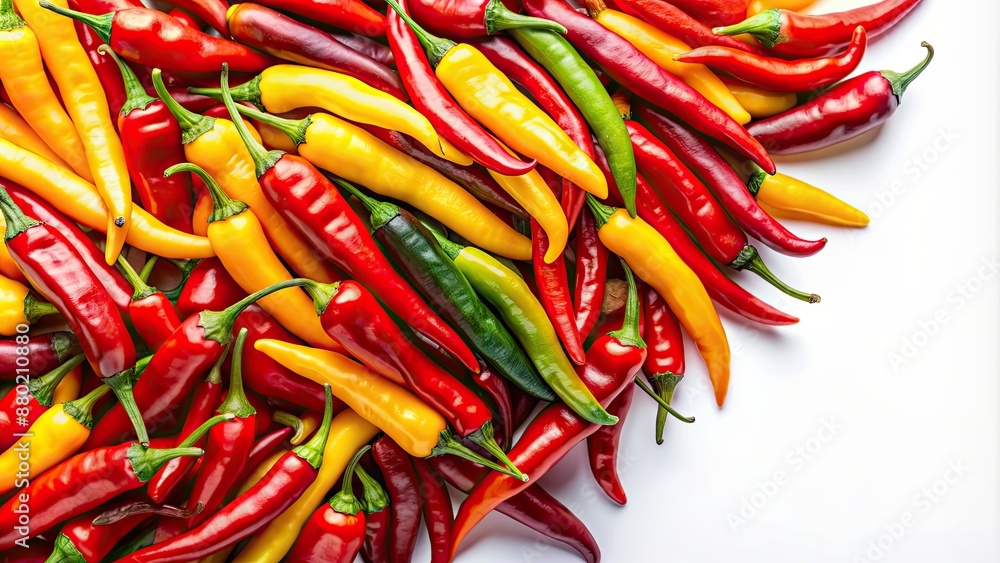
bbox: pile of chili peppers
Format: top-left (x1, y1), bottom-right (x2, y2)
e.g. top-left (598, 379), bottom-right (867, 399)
top-left (0, 0), bottom-right (930, 559)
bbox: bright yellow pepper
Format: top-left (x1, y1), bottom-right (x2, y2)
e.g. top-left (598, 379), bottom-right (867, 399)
top-left (749, 0), bottom-right (817, 16)
top-left (756, 172), bottom-right (870, 227)
top-left (721, 77), bottom-right (798, 119)
top-left (0, 274), bottom-right (58, 336)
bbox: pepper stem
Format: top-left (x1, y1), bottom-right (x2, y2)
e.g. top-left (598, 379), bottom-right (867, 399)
top-left (218, 64), bottom-right (282, 178)
top-left (608, 261), bottom-right (644, 349)
top-left (218, 328), bottom-right (256, 418)
top-left (50, 532), bottom-right (87, 562)
top-left (22, 293), bottom-right (58, 324)
top-left (177, 413), bottom-right (235, 448)
top-left (584, 194), bottom-right (614, 229)
top-left (331, 177), bottom-right (400, 230)
top-left (138, 256), bottom-right (159, 284)
top-left (432, 429), bottom-right (528, 482)
top-left (0, 0), bottom-right (25, 31)
top-left (633, 377), bottom-right (694, 423)
top-left (296, 278), bottom-right (340, 317)
top-left (292, 384), bottom-right (335, 469)
top-left (747, 168), bottom-right (766, 197)
top-left (164, 162), bottom-right (248, 223)
top-left (227, 103), bottom-right (311, 147)
top-left (39, 1), bottom-right (113, 44)
top-left (0, 185), bottom-right (42, 240)
top-left (61, 383), bottom-right (111, 430)
top-left (329, 445), bottom-right (370, 515)
top-left (152, 69), bottom-right (215, 143)
top-left (883, 42), bottom-right (934, 100)
top-left (739, 249), bottom-right (821, 303)
top-left (27, 354), bottom-right (84, 407)
top-left (466, 421), bottom-right (526, 481)
top-left (650, 373), bottom-right (683, 444)
top-left (382, 0), bottom-right (456, 68)
top-left (117, 255), bottom-right (157, 301)
top-left (198, 278), bottom-right (322, 345)
top-left (712, 9), bottom-right (783, 48)
top-left (485, 0), bottom-right (566, 35)
top-left (105, 368), bottom-right (150, 446)
top-left (91, 500), bottom-right (204, 525)
top-left (97, 45), bottom-right (156, 115)
top-left (161, 258), bottom-right (200, 302)
top-left (188, 74), bottom-right (263, 108)
top-left (431, 230), bottom-right (464, 261)
top-left (581, 0), bottom-right (607, 18)
top-left (273, 411), bottom-right (306, 444)
top-left (51, 332), bottom-right (81, 364)
top-left (354, 464), bottom-right (389, 513)
top-left (127, 443), bottom-right (204, 482)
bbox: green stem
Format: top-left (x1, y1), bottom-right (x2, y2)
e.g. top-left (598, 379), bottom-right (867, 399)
top-left (292, 384), bottom-right (334, 469)
top-left (0, 0), bottom-right (24, 31)
top-left (51, 332), bottom-right (81, 364)
top-left (354, 463), bottom-right (389, 514)
top-left (151, 69), bottom-right (215, 144)
top-left (198, 277), bottom-right (322, 345)
top-left (273, 411), bottom-right (306, 444)
top-left (883, 42), bottom-right (934, 100)
top-left (218, 63), bottom-right (282, 178)
top-left (742, 252), bottom-right (821, 304)
top-left (0, 185), bottom-right (41, 240)
top-left (188, 74), bottom-right (262, 108)
top-left (138, 255), bottom-right (159, 284)
top-left (205, 340), bottom-right (231, 385)
top-left (96, 45), bottom-right (156, 115)
top-left (650, 373), bottom-right (683, 445)
top-left (227, 103), bottom-right (311, 147)
top-left (585, 194), bottom-right (614, 229)
top-left (127, 443), bottom-right (204, 482)
top-left (431, 230), bottom-right (464, 261)
top-left (382, 0), bottom-right (455, 68)
top-left (331, 177), bottom-right (399, 230)
top-left (117, 255), bottom-right (156, 301)
top-left (165, 162), bottom-right (248, 223)
top-left (328, 445), bottom-right (369, 515)
top-left (633, 377), bottom-right (694, 424)
top-left (178, 413), bottom-right (235, 447)
top-left (48, 533), bottom-right (87, 563)
top-left (712, 9), bottom-right (783, 48)
top-left (27, 354), bottom-right (85, 408)
top-left (218, 328), bottom-right (256, 418)
top-left (62, 384), bottom-right (111, 430)
top-left (608, 260), bottom-right (644, 349)
top-left (485, 0), bottom-right (566, 35)
top-left (432, 429), bottom-right (528, 482)
top-left (39, 1), bottom-right (113, 44)
top-left (747, 167), bottom-right (766, 198)
top-left (22, 293), bottom-right (59, 324)
top-left (466, 421), bottom-right (526, 480)
top-left (105, 368), bottom-right (149, 445)
top-left (298, 279), bottom-right (339, 317)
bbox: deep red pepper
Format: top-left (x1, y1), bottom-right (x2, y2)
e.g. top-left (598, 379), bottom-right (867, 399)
top-left (74, 20), bottom-right (128, 122)
top-left (677, 26), bottom-right (867, 92)
top-left (0, 441), bottom-right (202, 549)
top-left (246, 0), bottom-right (387, 36)
top-left (41, 3), bottom-right (277, 73)
top-left (470, 363), bottom-right (514, 449)
top-left (407, 0), bottom-right (564, 38)
top-left (532, 218), bottom-right (586, 365)
top-left (67, 0), bottom-right (141, 13)
top-left (716, 0), bottom-right (922, 58)
top-left (0, 331), bottom-right (78, 380)
top-left (668, 0), bottom-right (748, 26)
top-left (372, 437), bottom-right (423, 563)
top-left (236, 426), bottom-right (293, 484)
top-left (356, 461), bottom-right (391, 563)
top-left (117, 257), bottom-right (183, 350)
top-left (412, 457), bottom-right (453, 563)
top-left (573, 208), bottom-right (608, 339)
top-left (387, 0), bottom-right (535, 176)
top-left (330, 30), bottom-right (395, 67)
top-left (0, 356), bottom-right (83, 452)
top-left (160, 0), bottom-right (228, 34)
top-left (228, 3), bottom-right (407, 101)
top-left (522, 0), bottom-right (775, 174)
top-left (642, 286), bottom-right (686, 444)
top-left (2, 182), bottom-right (132, 312)
top-left (587, 383), bottom-right (634, 504)
top-left (176, 257), bottom-right (248, 319)
top-left (119, 387), bottom-right (335, 563)
top-left (635, 101), bottom-right (827, 258)
top-left (168, 7), bottom-right (202, 29)
top-left (613, 0), bottom-right (763, 53)
top-left (747, 43), bottom-right (933, 155)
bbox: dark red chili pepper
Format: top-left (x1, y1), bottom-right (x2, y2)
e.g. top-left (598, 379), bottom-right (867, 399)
top-left (614, 0), bottom-right (763, 53)
top-left (372, 436), bottom-right (423, 563)
top-left (356, 462), bottom-right (391, 563)
top-left (0, 186), bottom-right (147, 443)
top-left (716, 0), bottom-right (922, 58)
top-left (0, 356), bottom-right (82, 452)
top-left (168, 7), bottom-right (202, 29)
top-left (573, 209), bottom-right (608, 339)
top-left (68, 0), bottom-right (141, 13)
top-left (246, 0), bottom-right (387, 36)
top-left (117, 257), bottom-right (182, 350)
top-left (532, 218), bottom-right (586, 365)
top-left (387, 0), bottom-right (535, 176)
top-left (0, 440), bottom-right (202, 549)
top-left (677, 26), bottom-right (867, 92)
top-left (41, 3), bottom-right (277, 73)
top-left (511, 390), bottom-right (540, 430)
top-left (0, 331), bottom-right (78, 380)
top-left (668, 0), bottom-right (748, 26)
top-left (2, 182), bottom-right (132, 312)
top-left (118, 386), bottom-right (335, 563)
top-left (74, 20), bottom-right (128, 121)
top-left (642, 286), bottom-right (685, 444)
top-left (330, 30), bottom-right (395, 67)
top-left (634, 101), bottom-right (827, 258)
top-left (160, 0), bottom-right (228, 35)
top-left (412, 457), bottom-right (453, 563)
top-left (587, 384), bottom-right (634, 504)
top-left (237, 426), bottom-right (294, 483)
top-left (522, 0), bottom-right (775, 174)
top-left (626, 121), bottom-right (822, 302)
top-left (228, 3), bottom-right (407, 101)
top-left (470, 363), bottom-right (514, 449)
top-left (176, 257), bottom-right (248, 319)
top-left (407, 0), bottom-right (565, 38)
top-left (748, 43), bottom-right (933, 155)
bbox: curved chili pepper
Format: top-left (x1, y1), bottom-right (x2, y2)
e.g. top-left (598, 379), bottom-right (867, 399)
top-left (669, 0), bottom-right (748, 26)
top-left (0, 102), bottom-right (69, 170)
top-left (0, 275), bottom-right (58, 335)
top-left (678, 26), bottom-right (867, 92)
top-left (161, 0), bottom-right (228, 34)
top-left (748, 43), bottom-right (933, 154)
top-left (574, 210), bottom-right (608, 338)
top-left (0, 356), bottom-right (82, 452)
top-left (716, 0), bottom-right (922, 58)
top-left (388, 0), bottom-right (535, 176)
top-left (118, 386), bottom-right (334, 563)
top-left (721, 76), bottom-right (797, 118)
top-left (413, 457), bottom-right (453, 563)
top-left (330, 29), bottom-right (394, 66)
top-left (355, 462), bottom-right (391, 563)
top-left (587, 384), bottom-right (634, 504)
top-left (372, 437), bottom-right (424, 563)
top-left (642, 286), bottom-right (686, 444)
top-left (471, 364), bottom-right (515, 449)
top-left (408, 0), bottom-right (565, 37)
top-left (176, 257), bottom-right (247, 319)
top-left (523, 0), bottom-right (775, 174)
top-left (250, 0), bottom-right (387, 36)
top-left (635, 101), bottom-right (828, 259)
top-left (0, 331), bottom-right (78, 380)
top-left (117, 257), bottom-right (182, 349)
top-left (752, 170), bottom-right (870, 227)
top-left (616, 0), bottom-right (763, 54)
top-left (228, 3), bottom-right (406, 101)
top-left (531, 218), bottom-right (582, 358)
top-left (167, 7), bottom-right (201, 29)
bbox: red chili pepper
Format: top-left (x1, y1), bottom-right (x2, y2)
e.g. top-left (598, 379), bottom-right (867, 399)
top-left (176, 257), bottom-right (247, 319)
top-left (642, 286), bottom-right (686, 444)
top-left (412, 457), bottom-right (453, 563)
top-left (0, 331), bottom-right (78, 380)
top-left (372, 437), bottom-right (424, 563)
top-left (634, 101), bottom-right (826, 258)
top-left (669, 0), bottom-right (748, 26)
top-left (227, 3), bottom-right (407, 101)
top-left (2, 182), bottom-right (132, 312)
top-left (0, 186), bottom-right (147, 442)
top-left (330, 30), bottom-right (395, 67)
top-left (747, 43), bottom-right (933, 155)
top-left (522, 0), bottom-right (775, 174)
top-left (407, 0), bottom-right (566, 38)
top-left (716, 0), bottom-right (922, 58)
top-left (0, 355), bottom-right (83, 451)
top-left (572, 209), bottom-right (608, 339)
top-left (117, 257), bottom-right (182, 350)
top-left (0, 440), bottom-right (203, 549)
top-left (41, 3), bottom-right (277, 73)
top-left (470, 363), bottom-right (514, 449)
top-left (168, 7), bottom-right (202, 29)
top-left (248, 0), bottom-right (387, 36)
top-left (118, 386), bottom-right (335, 563)
top-left (160, 0), bottom-right (228, 35)
top-left (614, 0), bottom-right (763, 54)
top-left (586, 384), bottom-right (634, 504)
top-left (237, 426), bottom-right (294, 482)
top-left (74, 20), bottom-right (128, 122)
top-left (68, 0), bottom-right (141, 13)
top-left (387, 0), bottom-right (535, 176)
top-left (677, 26), bottom-right (867, 92)
top-left (469, 35), bottom-right (591, 226)
top-left (532, 218), bottom-right (586, 365)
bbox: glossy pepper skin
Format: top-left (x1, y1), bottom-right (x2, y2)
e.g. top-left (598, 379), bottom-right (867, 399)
top-left (573, 210), bottom-right (608, 338)
top-left (227, 3), bottom-right (406, 102)
top-left (721, 76), bottom-right (797, 118)
top-left (0, 331), bottom-right (78, 379)
top-left (0, 357), bottom-right (82, 451)
top-left (677, 26), bottom-right (867, 92)
top-left (372, 437), bottom-right (424, 563)
top-left (176, 257), bottom-right (247, 318)
top-left (753, 170), bottom-right (869, 227)
top-left (587, 384), bottom-right (634, 504)
top-left (162, 0), bottom-right (228, 34)
top-left (413, 457), bottom-right (454, 563)
top-left (358, 463), bottom-right (392, 563)
top-left (117, 257), bottom-right (182, 349)
top-left (531, 218), bottom-right (585, 363)
top-left (408, 0), bottom-right (565, 37)
top-left (0, 441), bottom-right (202, 549)
top-left (747, 43), bottom-right (933, 155)
top-left (522, 0), bottom-right (775, 174)
top-left (642, 286), bottom-right (686, 444)
top-left (250, 0), bottom-right (387, 36)
top-left (387, 0), bottom-right (535, 176)
top-left (0, 274), bottom-right (58, 335)
top-left (615, 0), bottom-right (763, 54)
top-left (0, 102), bottom-right (70, 169)
top-left (670, 0), bottom-right (748, 26)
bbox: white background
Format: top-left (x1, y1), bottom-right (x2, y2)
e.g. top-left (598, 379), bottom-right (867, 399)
top-left (443, 1), bottom-right (1000, 561)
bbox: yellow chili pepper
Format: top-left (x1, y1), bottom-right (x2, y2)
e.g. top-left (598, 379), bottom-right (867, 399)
top-left (18, 0), bottom-right (132, 264)
top-left (0, 274), bottom-right (59, 336)
top-left (231, 105), bottom-right (532, 261)
top-left (167, 162), bottom-right (340, 351)
top-left (231, 409), bottom-right (379, 563)
top-left (0, 241), bottom-right (22, 283)
top-left (587, 197), bottom-right (731, 406)
top-left (193, 64), bottom-right (470, 166)
top-left (0, 138), bottom-right (213, 259)
top-left (749, 0), bottom-right (817, 16)
top-left (592, 8), bottom-right (752, 125)
top-left (0, 101), bottom-right (70, 171)
top-left (51, 361), bottom-right (82, 405)
top-left (152, 71), bottom-right (340, 284)
top-left (191, 188), bottom-right (212, 237)
top-left (756, 172), bottom-right (870, 227)
top-left (720, 77), bottom-right (797, 119)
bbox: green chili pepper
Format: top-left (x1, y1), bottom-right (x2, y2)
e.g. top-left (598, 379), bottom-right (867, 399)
top-left (434, 233), bottom-right (618, 426)
top-left (333, 178), bottom-right (557, 403)
top-left (509, 27), bottom-right (637, 218)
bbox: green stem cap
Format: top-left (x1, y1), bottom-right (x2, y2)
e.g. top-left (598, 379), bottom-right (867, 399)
top-left (331, 177), bottom-right (399, 230)
top-left (96, 45), bottom-right (156, 115)
top-left (0, 185), bottom-right (42, 240)
top-left (117, 255), bottom-right (157, 301)
top-left (105, 368), bottom-right (150, 446)
top-left (218, 328), bottom-right (256, 418)
top-left (218, 63), bottom-right (282, 178)
top-left (650, 372), bottom-right (683, 444)
top-left (883, 42), bottom-right (934, 101)
top-left (329, 445), bottom-right (370, 515)
top-left (383, 0), bottom-right (455, 68)
top-left (431, 230), bottom-right (464, 261)
top-left (585, 194), bottom-right (615, 229)
top-left (736, 247), bottom-right (821, 304)
top-left (165, 162), bottom-right (248, 223)
top-left (62, 383), bottom-right (112, 430)
top-left (39, 1), bottom-right (113, 45)
top-left (177, 413), bottom-right (235, 448)
top-left (0, 0), bottom-right (25, 32)
top-left (634, 376), bottom-right (694, 424)
top-left (22, 293), bottom-right (59, 325)
top-left (354, 463), bottom-right (389, 514)
top-left (432, 429), bottom-right (528, 482)
top-left (194, 278), bottom-right (321, 345)
top-left (293, 384), bottom-right (334, 469)
top-left (27, 354), bottom-right (85, 408)
top-left (127, 443), bottom-right (204, 482)
top-left (712, 9), bottom-right (784, 48)
top-left (608, 261), bottom-right (644, 349)
top-left (466, 421), bottom-right (527, 481)
top-left (485, 0), bottom-right (566, 35)
top-left (152, 69), bottom-right (215, 144)
top-left (227, 103), bottom-right (311, 147)
top-left (188, 74), bottom-right (262, 109)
